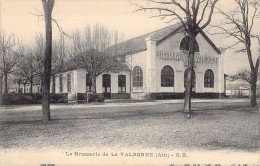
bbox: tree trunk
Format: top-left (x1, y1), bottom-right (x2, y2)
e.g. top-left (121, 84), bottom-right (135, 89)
top-left (183, 35), bottom-right (196, 115)
top-left (30, 78), bottom-right (33, 93)
top-left (250, 70), bottom-right (258, 107)
top-left (23, 83), bottom-right (26, 93)
top-left (91, 76), bottom-right (97, 93)
top-left (18, 82), bottom-right (21, 93)
top-left (42, 0), bottom-right (55, 123)
top-left (0, 73), bottom-right (2, 93)
top-left (4, 72), bottom-right (8, 93)
top-left (52, 75), bottom-right (55, 93)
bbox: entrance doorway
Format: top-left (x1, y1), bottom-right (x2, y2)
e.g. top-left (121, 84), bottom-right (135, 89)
top-left (102, 74), bottom-right (111, 99)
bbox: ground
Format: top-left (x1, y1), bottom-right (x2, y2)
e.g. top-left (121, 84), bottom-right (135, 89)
top-left (0, 98), bottom-right (259, 152)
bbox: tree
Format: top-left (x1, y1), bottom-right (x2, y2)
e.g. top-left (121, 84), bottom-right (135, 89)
top-left (41, 0), bottom-right (55, 123)
top-left (230, 68), bottom-right (260, 84)
top-left (12, 70), bottom-right (27, 93)
top-left (33, 33), bottom-right (45, 81)
top-left (70, 24), bottom-right (121, 93)
top-left (132, 0), bottom-right (219, 114)
top-left (18, 49), bottom-right (39, 93)
top-left (211, 0), bottom-right (259, 107)
top-left (74, 49), bottom-right (119, 93)
top-left (0, 32), bottom-right (24, 93)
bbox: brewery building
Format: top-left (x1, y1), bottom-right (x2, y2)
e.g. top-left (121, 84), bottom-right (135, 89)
top-left (52, 23), bottom-right (224, 100)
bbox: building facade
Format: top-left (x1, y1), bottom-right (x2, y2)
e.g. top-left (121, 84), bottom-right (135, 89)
top-left (52, 23), bottom-right (225, 100)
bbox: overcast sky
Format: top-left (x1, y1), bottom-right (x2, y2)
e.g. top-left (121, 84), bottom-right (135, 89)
top-left (1, 0), bottom-right (259, 75)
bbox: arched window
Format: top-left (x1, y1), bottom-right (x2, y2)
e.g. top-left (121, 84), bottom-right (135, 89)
top-left (184, 68), bottom-right (196, 88)
top-left (161, 65), bottom-right (174, 87)
top-left (204, 69), bottom-right (214, 88)
top-left (180, 36), bottom-right (199, 52)
top-left (133, 66), bottom-right (143, 87)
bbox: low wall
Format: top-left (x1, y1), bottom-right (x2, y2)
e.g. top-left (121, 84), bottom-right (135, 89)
top-left (111, 93), bottom-right (130, 99)
top-left (77, 93), bottom-right (104, 102)
top-left (150, 92), bottom-right (225, 100)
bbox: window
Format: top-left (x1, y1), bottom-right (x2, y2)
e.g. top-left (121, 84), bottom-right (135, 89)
top-left (118, 75), bottom-right (126, 92)
top-left (86, 74), bottom-right (92, 92)
top-left (67, 74), bottom-right (71, 93)
top-left (204, 69), bottom-right (214, 88)
top-left (133, 66), bottom-right (143, 87)
top-left (184, 68), bottom-right (196, 88)
top-left (161, 65), bottom-right (174, 87)
top-left (102, 74), bottom-right (111, 93)
top-left (59, 74), bottom-right (63, 92)
top-left (180, 36), bottom-right (199, 52)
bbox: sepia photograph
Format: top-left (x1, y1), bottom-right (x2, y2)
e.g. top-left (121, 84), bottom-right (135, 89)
top-left (0, 0), bottom-right (259, 165)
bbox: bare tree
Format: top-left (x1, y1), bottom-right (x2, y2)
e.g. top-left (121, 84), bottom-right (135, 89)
top-left (41, 0), bottom-right (55, 123)
top-left (74, 49), bottom-right (119, 93)
top-left (17, 49), bottom-right (39, 93)
top-left (0, 32), bottom-right (24, 93)
top-left (51, 34), bottom-right (68, 93)
top-left (33, 33), bottom-right (48, 82)
top-left (131, 0), bottom-right (219, 115)
top-left (211, 0), bottom-right (259, 107)
top-left (52, 34), bottom-right (67, 67)
top-left (12, 70), bottom-right (27, 93)
top-left (70, 24), bottom-right (121, 93)
top-left (230, 68), bottom-right (260, 84)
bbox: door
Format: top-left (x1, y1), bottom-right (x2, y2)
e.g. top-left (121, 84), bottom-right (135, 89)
top-left (102, 74), bottom-right (111, 99)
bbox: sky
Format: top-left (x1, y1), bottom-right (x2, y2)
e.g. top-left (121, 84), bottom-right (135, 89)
top-left (0, 0), bottom-right (259, 75)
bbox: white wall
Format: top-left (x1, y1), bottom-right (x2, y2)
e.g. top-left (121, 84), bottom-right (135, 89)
top-left (96, 71), bottom-right (130, 94)
top-left (54, 70), bottom-right (76, 100)
top-left (126, 28), bottom-right (223, 100)
top-left (126, 51), bottom-right (147, 96)
top-left (155, 30), bottom-right (222, 94)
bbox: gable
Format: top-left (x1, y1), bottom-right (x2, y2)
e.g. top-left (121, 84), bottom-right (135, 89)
top-left (157, 26), bottom-right (221, 55)
top-left (106, 22), bottom-right (221, 57)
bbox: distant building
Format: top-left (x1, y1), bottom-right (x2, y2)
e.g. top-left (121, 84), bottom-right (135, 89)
top-left (7, 78), bottom-right (42, 94)
top-left (52, 22), bottom-right (225, 100)
top-left (225, 79), bottom-right (260, 97)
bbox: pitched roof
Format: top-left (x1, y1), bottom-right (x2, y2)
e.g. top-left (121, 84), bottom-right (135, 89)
top-left (52, 49), bottom-right (130, 74)
top-left (106, 22), bottom-right (221, 56)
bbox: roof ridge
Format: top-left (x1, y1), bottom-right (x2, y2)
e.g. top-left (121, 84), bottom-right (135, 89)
top-left (118, 22), bottom-right (182, 44)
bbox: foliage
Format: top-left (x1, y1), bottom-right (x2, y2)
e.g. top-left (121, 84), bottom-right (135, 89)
top-left (0, 93), bottom-right (68, 105)
top-left (76, 93), bottom-right (104, 103)
top-left (88, 93), bottom-right (104, 102)
top-left (0, 32), bottom-right (24, 93)
top-left (70, 24), bottom-right (122, 93)
top-left (230, 68), bottom-right (260, 84)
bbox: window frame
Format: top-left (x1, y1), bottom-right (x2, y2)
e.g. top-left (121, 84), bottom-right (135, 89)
top-left (133, 66), bottom-right (143, 87)
top-left (204, 69), bottom-right (214, 88)
top-left (161, 65), bottom-right (174, 87)
top-left (118, 75), bottom-right (126, 92)
top-left (86, 74), bottom-right (92, 92)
